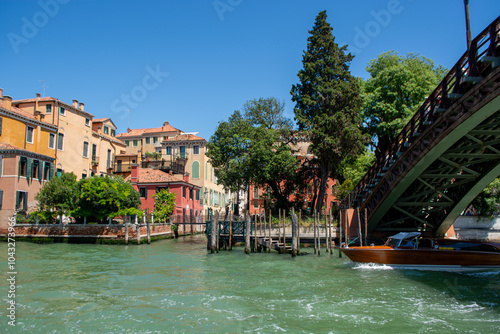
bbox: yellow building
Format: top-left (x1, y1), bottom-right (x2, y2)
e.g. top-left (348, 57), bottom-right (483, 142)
top-left (91, 118), bottom-right (126, 176)
top-left (0, 91), bottom-right (57, 226)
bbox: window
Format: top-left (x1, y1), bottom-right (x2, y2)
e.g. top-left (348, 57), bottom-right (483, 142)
top-left (196, 190), bottom-right (200, 201)
top-left (43, 162), bottom-right (53, 180)
top-left (253, 187), bottom-right (259, 199)
top-left (193, 145), bottom-right (200, 155)
top-left (59, 107), bottom-right (65, 116)
top-left (254, 200), bottom-right (259, 209)
top-left (85, 118), bottom-right (90, 126)
top-left (104, 126), bottom-right (109, 134)
top-left (183, 186), bottom-right (186, 198)
top-left (133, 140), bottom-right (138, 147)
top-left (107, 149), bottom-right (112, 169)
top-left (165, 146), bottom-right (172, 155)
top-left (0, 189), bottom-right (3, 210)
top-left (57, 133), bottom-right (64, 150)
top-left (26, 126), bottom-right (34, 144)
top-left (0, 155), bottom-right (2, 176)
top-left (46, 104), bottom-right (52, 114)
top-left (139, 188), bottom-right (147, 198)
top-left (92, 144), bottom-right (97, 161)
top-left (82, 173), bottom-right (87, 179)
top-left (16, 191), bottom-right (28, 211)
top-left (153, 137), bottom-right (158, 143)
top-left (192, 161), bottom-right (200, 178)
top-left (111, 129), bottom-right (115, 137)
top-left (48, 133), bottom-right (55, 149)
top-left (331, 185), bottom-right (335, 195)
top-left (125, 140), bottom-right (129, 147)
top-left (179, 146), bottom-right (186, 158)
top-left (0, 117), bottom-right (2, 135)
top-left (56, 168), bottom-right (63, 177)
top-left (32, 160), bottom-right (42, 180)
top-left (18, 157), bottom-right (27, 177)
top-left (145, 137), bottom-right (150, 144)
top-left (189, 188), bottom-right (193, 200)
top-left (83, 141), bottom-right (89, 158)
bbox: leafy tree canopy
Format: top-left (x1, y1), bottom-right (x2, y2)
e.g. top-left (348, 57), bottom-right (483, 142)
top-left (35, 172), bottom-right (78, 213)
top-left (152, 189), bottom-right (176, 221)
top-left (470, 178), bottom-right (500, 217)
top-left (207, 97), bottom-right (299, 210)
top-left (362, 51), bottom-right (447, 156)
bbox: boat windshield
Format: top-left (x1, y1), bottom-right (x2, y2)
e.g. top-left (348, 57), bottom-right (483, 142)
top-left (385, 238), bottom-right (401, 247)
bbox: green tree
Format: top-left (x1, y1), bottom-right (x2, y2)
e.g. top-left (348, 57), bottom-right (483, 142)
top-left (470, 178), bottom-right (500, 217)
top-left (35, 172), bottom-right (78, 214)
top-left (335, 149), bottom-right (375, 200)
top-left (291, 10), bottom-right (365, 210)
top-left (207, 97), bottom-right (299, 210)
top-left (73, 176), bottom-right (141, 221)
top-left (152, 188), bottom-right (176, 221)
top-left (363, 51), bottom-right (447, 156)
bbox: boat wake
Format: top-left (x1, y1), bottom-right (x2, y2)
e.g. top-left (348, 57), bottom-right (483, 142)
top-left (351, 263), bottom-right (394, 270)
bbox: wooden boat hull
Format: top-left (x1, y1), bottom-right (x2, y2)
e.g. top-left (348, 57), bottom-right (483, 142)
top-left (341, 246), bottom-right (500, 270)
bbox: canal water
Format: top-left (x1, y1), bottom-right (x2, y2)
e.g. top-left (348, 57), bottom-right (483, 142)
top-left (2, 235), bottom-right (500, 333)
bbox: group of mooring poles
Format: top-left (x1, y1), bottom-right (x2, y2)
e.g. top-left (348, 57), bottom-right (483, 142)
top-left (208, 209), bottom-right (302, 257)
top-left (311, 208), bottom-right (335, 256)
top-left (337, 207), bottom-right (368, 257)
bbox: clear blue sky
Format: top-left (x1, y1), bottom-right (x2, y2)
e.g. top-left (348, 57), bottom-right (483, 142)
top-left (2, 0), bottom-right (499, 140)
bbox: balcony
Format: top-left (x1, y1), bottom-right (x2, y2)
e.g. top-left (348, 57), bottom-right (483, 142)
top-left (91, 156), bottom-right (99, 166)
top-left (141, 159), bottom-right (185, 175)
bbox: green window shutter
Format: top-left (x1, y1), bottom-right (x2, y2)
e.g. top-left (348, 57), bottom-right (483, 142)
top-left (49, 163), bottom-right (54, 180)
top-left (192, 161), bottom-right (200, 178)
top-left (23, 192), bottom-right (28, 211)
top-left (0, 117), bottom-right (2, 135)
top-left (37, 160), bottom-right (43, 180)
top-left (26, 158), bottom-right (33, 178)
top-left (0, 189), bottom-right (3, 210)
top-left (15, 191), bottom-right (20, 210)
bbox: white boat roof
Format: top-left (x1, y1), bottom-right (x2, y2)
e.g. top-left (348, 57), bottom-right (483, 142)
top-left (388, 232), bottom-right (421, 240)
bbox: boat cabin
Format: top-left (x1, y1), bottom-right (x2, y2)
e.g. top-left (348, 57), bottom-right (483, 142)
top-left (384, 232), bottom-right (421, 249)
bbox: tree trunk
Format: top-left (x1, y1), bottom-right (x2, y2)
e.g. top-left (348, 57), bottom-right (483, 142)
top-left (316, 162), bottom-right (330, 213)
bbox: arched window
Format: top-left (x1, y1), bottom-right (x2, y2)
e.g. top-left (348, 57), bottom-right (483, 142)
top-left (192, 161), bottom-right (200, 179)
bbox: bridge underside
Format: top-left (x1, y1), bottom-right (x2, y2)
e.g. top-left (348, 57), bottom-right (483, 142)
top-left (372, 100), bottom-right (500, 235)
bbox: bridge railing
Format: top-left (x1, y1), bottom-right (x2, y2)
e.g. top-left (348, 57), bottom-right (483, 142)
top-left (342, 15), bottom-right (500, 210)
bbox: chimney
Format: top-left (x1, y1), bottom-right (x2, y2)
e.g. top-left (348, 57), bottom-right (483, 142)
top-left (163, 121), bottom-right (169, 126)
top-left (0, 88), bottom-right (3, 99)
top-left (79, 102), bottom-right (84, 111)
top-left (3, 95), bottom-right (12, 111)
top-left (183, 172), bottom-right (189, 182)
top-left (127, 128), bottom-right (131, 133)
top-left (36, 93), bottom-right (41, 98)
top-left (131, 164), bottom-right (139, 183)
top-left (72, 99), bottom-right (78, 108)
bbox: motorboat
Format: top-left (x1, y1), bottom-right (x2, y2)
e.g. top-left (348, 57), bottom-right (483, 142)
top-left (340, 232), bottom-right (500, 271)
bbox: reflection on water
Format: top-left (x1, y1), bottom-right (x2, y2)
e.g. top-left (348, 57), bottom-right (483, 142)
top-left (1, 235), bottom-right (499, 333)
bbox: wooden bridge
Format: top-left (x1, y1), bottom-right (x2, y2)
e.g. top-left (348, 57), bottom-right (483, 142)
top-left (341, 16), bottom-right (500, 237)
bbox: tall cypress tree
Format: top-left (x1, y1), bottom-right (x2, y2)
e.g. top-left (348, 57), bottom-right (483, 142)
top-left (291, 10), bottom-right (365, 211)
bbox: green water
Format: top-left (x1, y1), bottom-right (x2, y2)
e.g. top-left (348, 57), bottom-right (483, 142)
top-left (1, 235), bottom-right (500, 333)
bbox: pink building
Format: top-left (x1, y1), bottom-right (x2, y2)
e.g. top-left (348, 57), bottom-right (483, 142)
top-left (126, 165), bottom-right (203, 221)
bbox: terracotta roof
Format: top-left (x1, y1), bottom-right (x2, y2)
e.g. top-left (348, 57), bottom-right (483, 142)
top-left (0, 142), bottom-right (24, 151)
top-left (12, 97), bottom-right (94, 117)
top-left (12, 96), bottom-right (56, 102)
top-left (92, 118), bottom-right (109, 123)
top-left (125, 168), bottom-right (186, 184)
top-left (0, 100), bottom-right (57, 129)
top-left (116, 123), bottom-right (182, 138)
top-left (163, 134), bottom-right (206, 142)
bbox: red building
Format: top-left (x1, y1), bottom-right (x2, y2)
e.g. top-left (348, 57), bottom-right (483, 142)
top-left (127, 165), bottom-right (203, 221)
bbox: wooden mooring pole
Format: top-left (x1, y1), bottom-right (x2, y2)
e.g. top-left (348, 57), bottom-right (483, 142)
top-left (245, 215), bottom-right (251, 254)
top-left (146, 219), bottom-right (151, 244)
top-left (268, 210), bottom-right (272, 253)
top-left (210, 212), bottom-right (218, 253)
top-left (313, 209), bottom-right (317, 254)
top-left (229, 210), bottom-right (233, 251)
top-left (124, 217), bottom-right (129, 245)
top-left (135, 215), bottom-right (140, 245)
top-left (357, 207), bottom-right (363, 247)
top-left (338, 209), bottom-right (342, 258)
top-left (291, 209), bottom-right (298, 257)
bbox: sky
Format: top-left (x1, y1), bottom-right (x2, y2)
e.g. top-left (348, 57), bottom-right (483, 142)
top-left (1, 0), bottom-right (499, 141)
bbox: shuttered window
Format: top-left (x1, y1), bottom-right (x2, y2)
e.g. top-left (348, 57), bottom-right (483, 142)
top-left (0, 117), bottom-right (2, 135)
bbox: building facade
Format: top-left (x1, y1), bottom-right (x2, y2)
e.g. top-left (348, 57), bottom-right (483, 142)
top-left (117, 122), bottom-right (230, 217)
top-left (91, 118), bottom-right (126, 176)
top-left (127, 165), bottom-right (203, 220)
top-left (0, 91), bottom-right (57, 225)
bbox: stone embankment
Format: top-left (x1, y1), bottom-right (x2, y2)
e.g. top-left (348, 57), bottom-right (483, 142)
top-left (453, 216), bottom-right (500, 242)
